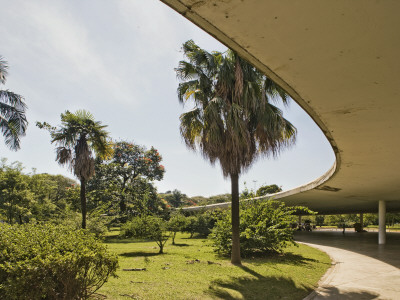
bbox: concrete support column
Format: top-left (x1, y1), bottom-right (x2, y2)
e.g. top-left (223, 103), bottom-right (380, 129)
top-left (360, 213), bottom-right (364, 229)
top-left (378, 200), bottom-right (386, 245)
top-left (298, 215), bottom-right (302, 225)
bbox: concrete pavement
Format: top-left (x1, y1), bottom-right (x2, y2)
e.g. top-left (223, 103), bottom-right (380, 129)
top-left (295, 231), bottom-right (400, 300)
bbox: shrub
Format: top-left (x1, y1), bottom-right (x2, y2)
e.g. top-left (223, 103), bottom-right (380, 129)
top-left (210, 199), bottom-right (311, 257)
top-left (181, 215), bottom-right (197, 238)
top-left (0, 223), bottom-right (118, 300)
top-left (168, 213), bottom-right (188, 244)
top-left (121, 216), bottom-right (170, 253)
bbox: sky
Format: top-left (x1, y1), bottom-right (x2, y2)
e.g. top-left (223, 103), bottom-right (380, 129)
top-left (0, 0), bottom-right (335, 197)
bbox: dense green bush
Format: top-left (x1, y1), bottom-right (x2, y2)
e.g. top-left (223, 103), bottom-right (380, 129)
top-left (0, 223), bottom-right (118, 300)
top-left (211, 199), bottom-right (311, 257)
top-left (121, 216), bottom-right (170, 253)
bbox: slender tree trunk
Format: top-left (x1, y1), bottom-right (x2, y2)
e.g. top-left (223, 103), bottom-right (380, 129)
top-left (80, 178), bottom-right (87, 229)
top-left (230, 173), bottom-right (241, 265)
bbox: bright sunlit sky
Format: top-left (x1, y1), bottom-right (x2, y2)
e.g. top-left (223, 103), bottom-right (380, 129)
top-left (0, 0), bottom-right (335, 197)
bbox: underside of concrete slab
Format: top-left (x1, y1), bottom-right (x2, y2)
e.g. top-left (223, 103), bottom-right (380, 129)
top-left (161, 0), bottom-right (400, 215)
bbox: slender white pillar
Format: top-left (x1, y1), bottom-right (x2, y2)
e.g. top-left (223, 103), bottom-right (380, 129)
top-left (378, 200), bottom-right (386, 245)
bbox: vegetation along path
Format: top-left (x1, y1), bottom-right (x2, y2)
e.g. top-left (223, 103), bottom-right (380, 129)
top-left (98, 231), bottom-right (330, 300)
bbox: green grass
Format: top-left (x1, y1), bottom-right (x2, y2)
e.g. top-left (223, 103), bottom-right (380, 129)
top-left (97, 232), bottom-right (331, 300)
top-left (366, 225), bottom-right (400, 231)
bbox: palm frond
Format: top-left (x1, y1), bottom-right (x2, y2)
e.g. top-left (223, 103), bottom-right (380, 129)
top-left (0, 56), bottom-right (8, 85)
top-left (176, 40), bottom-right (297, 178)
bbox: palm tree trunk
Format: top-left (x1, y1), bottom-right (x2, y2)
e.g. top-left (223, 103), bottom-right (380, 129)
top-left (230, 173), bottom-right (241, 265)
top-left (80, 178), bottom-right (87, 229)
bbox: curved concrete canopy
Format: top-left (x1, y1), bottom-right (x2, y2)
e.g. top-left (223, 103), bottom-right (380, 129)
top-left (161, 0), bottom-right (400, 214)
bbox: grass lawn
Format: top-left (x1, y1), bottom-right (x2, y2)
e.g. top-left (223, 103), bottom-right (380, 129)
top-left (97, 231), bottom-right (331, 300)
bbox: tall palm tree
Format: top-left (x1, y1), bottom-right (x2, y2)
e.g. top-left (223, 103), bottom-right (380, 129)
top-left (0, 56), bottom-right (28, 150)
top-left (37, 110), bottom-right (113, 229)
top-left (176, 40), bottom-right (297, 265)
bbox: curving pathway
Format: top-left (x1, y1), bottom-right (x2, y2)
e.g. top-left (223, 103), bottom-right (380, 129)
top-left (296, 231), bottom-right (400, 300)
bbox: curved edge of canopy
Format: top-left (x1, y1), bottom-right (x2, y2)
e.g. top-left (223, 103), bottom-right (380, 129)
top-left (161, 0), bottom-right (341, 211)
top-left (183, 160), bottom-right (336, 212)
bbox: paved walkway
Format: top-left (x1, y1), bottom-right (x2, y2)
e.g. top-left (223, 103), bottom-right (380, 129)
top-left (295, 231), bottom-right (400, 300)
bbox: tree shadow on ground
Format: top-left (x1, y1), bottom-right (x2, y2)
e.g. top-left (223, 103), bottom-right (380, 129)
top-left (316, 286), bottom-right (380, 299)
top-left (181, 235), bottom-right (208, 240)
top-left (244, 252), bottom-right (319, 267)
top-left (206, 265), bottom-right (310, 300)
top-left (171, 243), bottom-right (190, 247)
top-left (103, 236), bottom-right (150, 244)
top-left (119, 251), bottom-right (161, 257)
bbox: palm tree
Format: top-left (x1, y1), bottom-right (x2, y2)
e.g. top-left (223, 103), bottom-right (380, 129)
top-left (176, 40), bottom-right (297, 264)
top-left (37, 110), bottom-right (113, 229)
top-left (0, 56), bottom-right (28, 150)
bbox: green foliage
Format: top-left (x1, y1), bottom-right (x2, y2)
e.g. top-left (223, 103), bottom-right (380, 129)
top-left (211, 200), bottom-right (312, 257)
top-left (325, 214), bottom-right (359, 228)
top-left (121, 216), bottom-right (170, 253)
top-left (168, 213), bottom-right (188, 244)
top-left (315, 215), bottom-right (325, 226)
top-left (181, 215), bottom-right (197, 238)
top-left (256, 184), bottom-right (282, 196)
top-left (88, 141), bottom-right (166, 219)
top-left (0, 159), bottom-right (82, 225)
top-left (181, 210), bottom-right (223, 237)
top-left (0, 223), bottom-right (118, 300)
top-left (0, 56), bottom-right (28, 151)
top-left (37, 110), bottom-right (113, 229)
top-left (160, 189), bottom-right (187, 208)
top-left (0, 160), bottom-right (34, 224)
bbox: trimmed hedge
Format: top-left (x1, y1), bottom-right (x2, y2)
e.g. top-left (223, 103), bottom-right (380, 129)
top-left (0, 223), bottom-right (118, 299)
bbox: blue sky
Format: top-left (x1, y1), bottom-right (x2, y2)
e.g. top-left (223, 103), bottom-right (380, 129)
top-left (0, 0), bottom-right (335, 197)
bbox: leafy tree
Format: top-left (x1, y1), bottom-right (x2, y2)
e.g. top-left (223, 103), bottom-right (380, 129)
top-left (28, 173), bottom-right (78, 221)
top-left (0, 57), bottom-right (28, 150)
top-left (256, 184), bottom-right (282, 196)
top-left (176, 40), bottom-right (296, 264)
top-left (37, 110), bottom-right (113, 229)
top-left (88, 141), bottom-right (165, 218)
top-left (162, 189), bottom-right (187, 208)
top-left (0, 159), bottom-right (34, 224)
top-left (121, 216), bottom-right (170, 253)
top-left (168, 213), bottom-right (188, 244)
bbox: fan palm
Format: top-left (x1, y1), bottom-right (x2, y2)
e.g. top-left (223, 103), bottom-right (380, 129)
top-left (0, 56), bottom-right (28, 150)
top-left (37, 110), bottom-right (113, 229)
top-left (176, 40), bottom-right (297, 264)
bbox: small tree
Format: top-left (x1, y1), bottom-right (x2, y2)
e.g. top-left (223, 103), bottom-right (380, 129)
top-left (121, 216), bottom-right (170, 253)
top-left (168, 213), bottom-right (188, 244)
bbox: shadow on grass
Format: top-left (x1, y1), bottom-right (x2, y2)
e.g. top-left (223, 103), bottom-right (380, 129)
top-left (172, 243), bottom-right (190, 247)
top-left (206, 266), bottom-right (310, 300)
top-left (245, 252), bottom-right (320, 267)
top-left (119, 251), bottom-right (161, 257)
top-left (103, 236), bottom-right (150, 244)
top-left (181, 235), bottom-right (208, 240)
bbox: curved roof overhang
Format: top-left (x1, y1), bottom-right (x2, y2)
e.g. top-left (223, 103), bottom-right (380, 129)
top-left (161, 0), bottom-right (400, 214)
